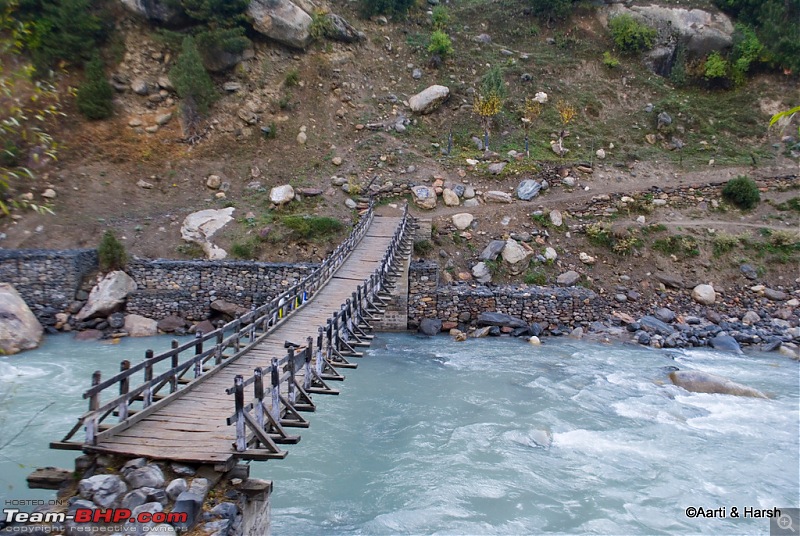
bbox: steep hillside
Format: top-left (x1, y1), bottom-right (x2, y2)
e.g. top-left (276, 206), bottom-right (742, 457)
top-left (1, 0), bottom-right (797, 293)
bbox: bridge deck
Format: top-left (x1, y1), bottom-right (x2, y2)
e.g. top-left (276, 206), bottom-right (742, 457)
top-left (85, 214), bottom-right (403, 466)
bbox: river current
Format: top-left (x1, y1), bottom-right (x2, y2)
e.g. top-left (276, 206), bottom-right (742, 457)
top-left (1, 333), bottom-right (798, 534)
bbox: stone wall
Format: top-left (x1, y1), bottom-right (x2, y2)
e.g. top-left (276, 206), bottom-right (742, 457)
top-left (125, 259), bottom-right (317, 321)
top-left (408, 262), bottom-right (607, 329)
top-left (0, 248), bottom-right (97, 318)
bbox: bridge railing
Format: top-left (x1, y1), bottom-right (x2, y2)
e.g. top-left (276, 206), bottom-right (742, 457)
top-left (226, 203), bottom-right (414, 458)
top-left (54, 199), bottom-right (378, 450)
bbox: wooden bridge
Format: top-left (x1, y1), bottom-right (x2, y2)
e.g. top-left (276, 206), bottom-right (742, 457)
top-left (53, 202), bottom-right (415, 470)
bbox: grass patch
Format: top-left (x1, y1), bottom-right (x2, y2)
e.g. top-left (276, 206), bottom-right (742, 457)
top-left (281, 215), bottom-right (345, 240)
top-left (712, 232), bottom-right (741, 257)
top-left (413, 239), bottom-right (433, 256)
top-left (652, 234), bottom-right (700, 257)
top-left (772, 197), bottom-right (800, 212)
top-left (524, 267), bottom-right (547, 285)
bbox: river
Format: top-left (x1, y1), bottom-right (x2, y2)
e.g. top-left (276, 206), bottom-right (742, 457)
top-left (1, 333), bottom-right (798, 534)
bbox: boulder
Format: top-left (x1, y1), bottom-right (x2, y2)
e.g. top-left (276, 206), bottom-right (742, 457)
top-left (484, 190), bottom-right (513, 204)
top-left (654, 307), bottom-right (676, 323)
top-left (408, 85), bottom-right (450, 114)
top-left (471, 262), bottom-right (491, 284)
top-left (639, 315), bottom-right (675, 336)
top-left (172, 478), bottom-right (209, 532)
top-left (0, 283), bottom-right (43, 354)
top-left (418, 318), bottom-right (442, 336)
top-left (604, 5), bottom-right (734, 76)
top-left (549, 210), bottom-right (563, 227)
top-left (157, 315), bottom-right (187, 333)
top-left (477, 312), bottom-right (527, 328)
top-left (471, 326), bottom-right (492, 338)
top-left (654, 272), bottom-right (683, 289)
top-left (740, 263), bottom-right (758, 280)
top-left (544, 247), bottom-right (557, 261)
top-left (166, 479), bottom-right (188, 501)
top-left (691, 284), bottom-right (716, 305)
top-left (78, 474), bottom-right (128, 509)
top-left (125, 465), bottom-right (165, 489)
top-left (741, 310), bottom-right (760, 325)
top-left (76, 271), bottom-right (137, 321)
top-left (669, 370), bottom-right (766, 398)
top-left (451, 213), bottom-right (474, 231)
top-left (120, 0), bottom-right (183, 24)
top-left (487, 162), bottom-right (506, 175)
top-left (324, 13), bottom-right (364, 43)
top-left (479, 240), bottom-right (506, 261)
top-left (181, 208), bottom-right (235, 260)
top-left (516, 179), bottom-right (542, 201)
top-left (211, 300), bottom-right (249, 318)
top-left (411, 185), bottom-right (437, 210)
top-left (556, 270), bottom-right (580, 286)
top-left (124, 315), bottom-right (158, 337)
top-left (247, 0), bottom-right (313, 49)
top-left (501, 239), bottom-right (534, 275)
top-left (764, 288), bottom-right (788, 301)
top-left (442, 188), bottom-right (460, 207)
top-left (709, 334), bottom-right (743, 354)
top-left (269, 184), bottom-right (295, 205)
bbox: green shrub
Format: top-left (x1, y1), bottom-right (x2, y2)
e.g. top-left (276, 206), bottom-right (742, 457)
top-left (524, 268), bottom-right (547, 285)
top-left (76, 53), bottom-right (113, 120)
top-left (27, 0), bottom-right (107, 69)
top-left (712, 232), bottom-right (740, 257)
top-left (169, 36), bottom-right (218, 116)
top-left (231, 238), bottom-right (257, 259)
top-left (284, 68), bottom-right (300, 87)
top-left (413, 239), bottom-right (433, 256)
top-left (528, 0), bottom-right (574, 23)
top-left (282, 215), bottom-right (344, 240)
top-left (427, 30), bottom-right (453, 57)
top-left (431, 6), bottom-right (449, 30)
top-left (652, 235), bottom-right (700, 257)
top-left (602, 51), bottom-right (619, 68)
top-left (195, 27), bottom-right (250, 60)
top-left (704, 51), bottom-right (729, 80)
top-left (359, 0), bottom-right (415, 18)
top-left (669, 44), bottom-right (688, 86)
top-left (310, 11), bottom-right (334, 41)
top-left (98, 230), bottom-right (127, 272)
top-left (608, 14), bottom-right (657, 52)
top-left (722, 175), bottom-right (760, 209)
top-left (730, 23), bottom-right (763, 85)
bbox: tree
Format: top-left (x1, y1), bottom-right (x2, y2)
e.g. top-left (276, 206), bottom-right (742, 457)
top-left (473, 67), bottom-right (506, 151)
top-left (76, 53), bottom-right (113, 120)
top-left (520, 98), bottom-right (542, 156)
top-left (169, 36), bottom-right (217, 117)
top-left (97, 230), bottom-right (127, 272)
top-left (0, 0), bottom-right (62, 215)
top-left (27, 0), bottom-right (106, 69)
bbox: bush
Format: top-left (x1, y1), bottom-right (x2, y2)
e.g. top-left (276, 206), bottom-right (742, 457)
top-left (427, 30), bottom-right (453, 57)
top-left (309, 11), bottom-right (334, 41)
top-left (76, 53), bottom-right (113, 120)
top-left (98, 230), bottom-right (127, 272)
top-left (359, 0), bottom-right (415, 18)
top-left (730, 23), bottom-right (763, 85)
top-left (608, 14), bottom-right (657, 52)
top-left (524, 268), bottom-right (547, 285)
top-left (284, 68), bottom-right (300, 87)
top-left (169, 36), bottom-right (218, 116)
top-left (528, 0), bottom-right (574, 23)
top-left (281, 215), bottom-right (344, 240)
top-left (27, 0), bottom-right (107, 69)
top-left (431, 6), bottom-right (449, 30)
top-left (722, 175), bottom-right (760, 209)
top-left (602, 51), bottom-right (619, 68)
top-left (704, 51), bottom-right (729, 80)
top-left (413, 240), bottom-right (433, 256)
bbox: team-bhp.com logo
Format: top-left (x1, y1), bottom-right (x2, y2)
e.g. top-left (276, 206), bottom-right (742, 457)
top-left (4, 508), bottom-right (188, 525)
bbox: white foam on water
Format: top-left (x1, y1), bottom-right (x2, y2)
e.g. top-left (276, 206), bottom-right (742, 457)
top-left (553, 429), bottom-right (670, 460)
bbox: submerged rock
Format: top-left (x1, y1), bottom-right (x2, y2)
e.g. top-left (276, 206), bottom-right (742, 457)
top-left (669, 370), bottom-right (767, 398)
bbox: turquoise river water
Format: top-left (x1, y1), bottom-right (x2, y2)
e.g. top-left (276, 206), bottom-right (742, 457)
top-left (1, 332), bottom-right (798, 535)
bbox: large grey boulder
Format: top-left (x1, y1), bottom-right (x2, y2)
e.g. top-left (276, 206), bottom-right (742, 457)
top-left (516, 179), bottom-right (542, 201)
top-left (269, 184), bottom-right (295, 205)
top-left (76, 271), bottom-right (137, 321)
top-left (556, 270), bottom-right (580, 287)
top-left (501, 239), bottom-right (534, 275)
top-left (669, 370), bottom-right (766, 398)
top-left (604, 5), bottom-right (734, 76)
top-left (324, 13), bottom-right (364, 43)
top-left (78, 474), bottom-right (128, 509)
top-left (477, 312), bottom-right (527, 328)
top-left (471, 262), bottom-right (491, 284)
top-left (691, 284), bottom-right (716, 305)
top-left (411, 185), bottom-right (437, 210)
top-left (0, 283), bottom-right (43, 354)
top-left (124, 314), bottom-right (158, 337)
top-left (120, 0), bottom-right (184, 24)
top-left (639, 315), bottom-right (675, 336)
top-left (248, 0), bottom-right (313, 49)
top-left (484, 190), bottom-right (513, 203)
top-left (451, 213), bottom-right (473, 231)
top-left (709, 334), bottom-right (743, 354)
top-left (418, 318), bottom-right (442, 336)
top-left (479, 240), bottom-right (506, 261)
top-left (408, 85), bottom-right (450, 114)
top-left (181, 207), bottom-right (235, 260)
top-left (125, 464), bottom-right (165, 489)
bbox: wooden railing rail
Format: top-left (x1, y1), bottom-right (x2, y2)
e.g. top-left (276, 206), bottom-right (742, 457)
top-left (226, 203), bottom-right (416, 457)
top-left (54, 199), bottom-right (377, 449)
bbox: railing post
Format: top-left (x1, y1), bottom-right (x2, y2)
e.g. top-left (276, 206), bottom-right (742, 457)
top-left (143, 349), bottom-right (154, 408)
top-left (170, 340), bottom-right (179, 393)
top-left (234, 375), bottom-right (246, 452)
top-left (194, 331), bottom-right (203, 378)
top-left (254, 367), bottom-right (265, 430)
top-left (215, 330), bottom-right (224, 366)
top-left (287, 347), bottom-right (296, 405)
top-left (118, 360), bottom-right (130, 422)
top-left (86, 370), bottom-right (101, 445)
top-left (271, 358), bottom-right (281, 422)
